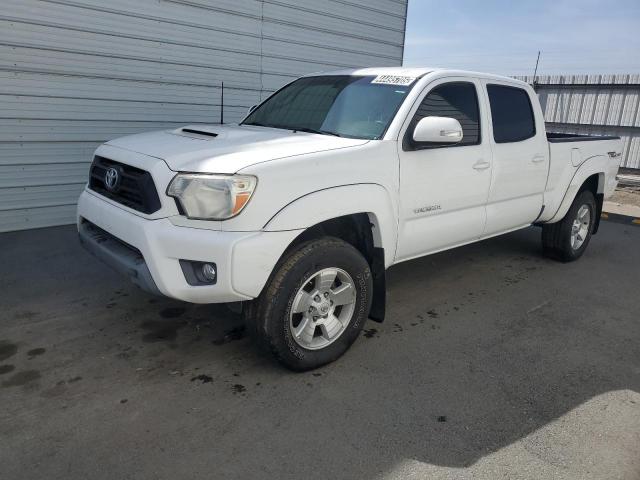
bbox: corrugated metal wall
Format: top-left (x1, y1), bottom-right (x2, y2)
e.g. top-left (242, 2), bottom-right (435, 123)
top-left (516, 74), bottom-right (640, 171)
top-left (0, 0), bottom-right (408, 232)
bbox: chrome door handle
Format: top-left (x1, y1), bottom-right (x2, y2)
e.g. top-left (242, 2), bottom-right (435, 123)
top-left (532, 154), bottom-right (546, 163)
top-left (473, 160), bottom-right (490, 170)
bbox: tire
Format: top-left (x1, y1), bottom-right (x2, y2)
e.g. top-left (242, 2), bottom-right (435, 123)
top-left (248, 237), bottom-right (373, 371)
top-left (542, 190), bottom-right (596, 262)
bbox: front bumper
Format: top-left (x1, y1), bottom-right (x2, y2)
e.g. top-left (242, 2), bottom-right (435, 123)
top-left (77, 189), bottom-right (301, 303)
top-left (79, 220), bottom-right (162, 296)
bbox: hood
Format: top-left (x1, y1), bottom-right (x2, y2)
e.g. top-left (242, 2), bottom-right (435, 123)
top-left (106, 124), bottom-right (369, 173)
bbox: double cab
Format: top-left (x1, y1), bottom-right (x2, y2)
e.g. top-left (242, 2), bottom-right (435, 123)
top-left (78, 68), bottom-right (622, 370)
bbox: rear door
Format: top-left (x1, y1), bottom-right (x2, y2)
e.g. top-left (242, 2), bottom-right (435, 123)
top-left (482, 82), bottom-right (549, 235)
top-left (396, 77), bottom-right (492, 261)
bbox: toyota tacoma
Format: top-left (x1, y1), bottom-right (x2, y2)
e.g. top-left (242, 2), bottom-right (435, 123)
top-left (78, 68), bottom-right (622, 370)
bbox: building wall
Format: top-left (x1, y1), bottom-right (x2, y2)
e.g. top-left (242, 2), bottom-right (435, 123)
top-left (0, 0), bottom-right (408, 232)
top-left (517, 74), bottom-right (640, 171)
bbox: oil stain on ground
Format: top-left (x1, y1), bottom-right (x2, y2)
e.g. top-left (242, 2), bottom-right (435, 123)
top-left (231, 384), bottom-right (246, 394)
top-left (27, 348), bottom-right (46, 358)
top-left (362, 328), bottom-right (378, 339)
top-left (2, 370), bottom-right (41, 388)
top-left (191, 374), bottom-right (213, 384)
top-left (0, 341), bottom-right (18, 362)
top-left (0, 364), bottom-right (15, 375)
top-left (212, 327), bottom-right (246, 346)
top-left (140, 319), bottom-right (187, 342)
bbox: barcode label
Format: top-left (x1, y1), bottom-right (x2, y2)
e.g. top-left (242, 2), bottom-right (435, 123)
top-left (371, 75), bottom-right (416, 86)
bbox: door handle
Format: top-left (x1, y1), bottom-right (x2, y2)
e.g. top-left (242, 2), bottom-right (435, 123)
top-left (532, 154), bottom-right (546, 163)
top-left (473, 160), bottom-right (490, 170)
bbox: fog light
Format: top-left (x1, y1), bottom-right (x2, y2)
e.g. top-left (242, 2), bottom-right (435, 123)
top-left (179, 260), bottom-right (217, 286)
top-left (202, 263), bottom-right (216, 281)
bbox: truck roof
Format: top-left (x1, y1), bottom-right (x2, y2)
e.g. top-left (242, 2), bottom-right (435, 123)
top-left (305, 67), bottom-right (528, 87)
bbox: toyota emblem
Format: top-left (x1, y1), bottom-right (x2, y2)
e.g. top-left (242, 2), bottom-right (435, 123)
top-left (104, 167), bottom-right (121, 192)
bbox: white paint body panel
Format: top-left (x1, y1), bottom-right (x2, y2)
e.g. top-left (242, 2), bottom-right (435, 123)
top-left (106, 125), bottom-right (368, 174)
top-left (395, 76), bottom-right (492, 261)
top-left (480, 79), bottom-right (550, 235)
top-left (76, 68), bottom-right (622, 303)
top-left (77, 188), bottom-right (302, 302)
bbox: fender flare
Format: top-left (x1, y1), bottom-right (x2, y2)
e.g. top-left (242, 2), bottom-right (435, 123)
top-left (547, 155), bottom-right (606, 224)
top-left (263, 183), bottom-right (398, 268)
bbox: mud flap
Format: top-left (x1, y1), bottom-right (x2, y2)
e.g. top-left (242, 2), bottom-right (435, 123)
top-left (593, 193), bottom-right (604, 234)
top-left (369, 247), bottom-right (386, 323)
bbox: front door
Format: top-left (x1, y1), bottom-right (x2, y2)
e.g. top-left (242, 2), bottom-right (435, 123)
top-left (396, 78), bottom-right (492, 262)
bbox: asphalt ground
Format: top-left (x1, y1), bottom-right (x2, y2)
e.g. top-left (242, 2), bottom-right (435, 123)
top-left (1, 220), bottom-right (639, 479)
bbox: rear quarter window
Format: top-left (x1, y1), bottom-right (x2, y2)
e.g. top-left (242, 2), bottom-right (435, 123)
top-left (487, 84), bottom-right (536, 143)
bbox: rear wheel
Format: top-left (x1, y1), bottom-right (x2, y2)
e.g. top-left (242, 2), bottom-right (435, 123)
top-left (542, 190), bottom-right (596, 262)
top-left (249, 237), bottom-right (372, 371)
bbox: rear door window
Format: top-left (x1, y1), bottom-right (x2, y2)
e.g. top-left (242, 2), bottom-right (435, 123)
top-left (487, 85), bottom-right (536, 143)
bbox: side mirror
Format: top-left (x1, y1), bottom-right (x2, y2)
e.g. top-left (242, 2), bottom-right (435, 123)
top-left (412, 116), bottom-right (463, 144)
top-left (247, 104), bottom-right (258, 115)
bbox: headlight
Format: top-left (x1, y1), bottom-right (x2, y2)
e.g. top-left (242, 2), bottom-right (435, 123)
top-left (167, 174), bottom-right (257, 220)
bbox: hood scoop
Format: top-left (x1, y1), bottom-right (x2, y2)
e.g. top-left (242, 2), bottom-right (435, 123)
top-left (178, 127), bottom-right (219, 139)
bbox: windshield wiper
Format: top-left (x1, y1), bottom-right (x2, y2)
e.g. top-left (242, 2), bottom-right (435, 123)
top-left (292, 127), bottom-right (342, 137)
top-left (243, 123), bottom-right (342, 137)
top-left (242, 121), bottom-right (275, 128)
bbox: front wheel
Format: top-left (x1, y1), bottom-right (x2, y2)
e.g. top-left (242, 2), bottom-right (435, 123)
top-left (542, 190), bottom-right (596, 262)
top-left (249, 237), bottom-right (373, 371)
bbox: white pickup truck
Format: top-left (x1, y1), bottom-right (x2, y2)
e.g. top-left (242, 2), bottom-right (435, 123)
top-left (78, 67), bottom-right (622, 370)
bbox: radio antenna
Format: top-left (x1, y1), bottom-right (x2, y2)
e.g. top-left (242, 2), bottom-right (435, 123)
top-left (533, 51), bottom-right (541, 80)
top-left (220, 82), bottom-right (224, 124)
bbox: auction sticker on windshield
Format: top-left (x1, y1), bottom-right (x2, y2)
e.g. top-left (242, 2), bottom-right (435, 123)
top-left (371, 75), bottom-right (416, 86)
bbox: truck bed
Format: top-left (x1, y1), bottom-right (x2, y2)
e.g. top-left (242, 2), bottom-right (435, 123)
top-left (546, 132), bottom-right (620, 143)
top-left (541, 133), bottom-right (622, 222)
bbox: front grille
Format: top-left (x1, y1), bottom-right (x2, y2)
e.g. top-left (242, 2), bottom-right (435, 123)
top-left (89, 156), bottom-right (161, 214)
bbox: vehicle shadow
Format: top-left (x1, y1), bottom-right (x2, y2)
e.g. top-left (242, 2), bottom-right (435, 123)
top-left (1, 224), bottom-right (638, 477)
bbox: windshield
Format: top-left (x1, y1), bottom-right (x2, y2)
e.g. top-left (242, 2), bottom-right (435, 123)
top-left (241, 75), bottom-right (417, 140)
